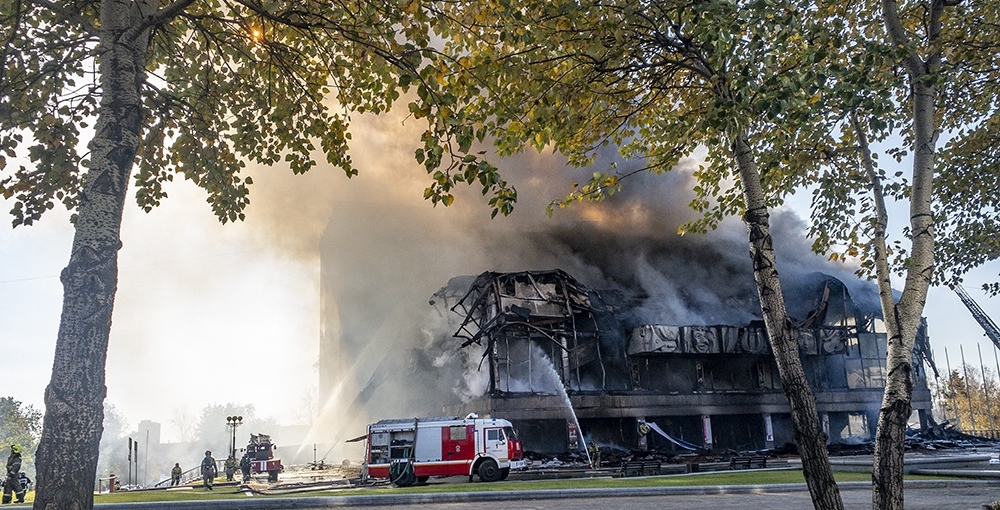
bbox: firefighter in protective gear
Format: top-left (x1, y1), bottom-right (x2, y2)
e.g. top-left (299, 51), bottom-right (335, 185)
top-left (239, 453), bottom-right (252, 483)
top-left (170, 463), bottom-right (182, 486)
top-left (200, 451), bottom-right (217, 490)
top-left (588, 441), bottom-right (601, 468)
top-left (224, 455), bottom-right (238, 481)
top-left (3, 445), bottom-right (25, 504)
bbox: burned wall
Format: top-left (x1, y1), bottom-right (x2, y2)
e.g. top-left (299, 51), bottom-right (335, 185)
top-left (437, 268), bottom-right (934, 454)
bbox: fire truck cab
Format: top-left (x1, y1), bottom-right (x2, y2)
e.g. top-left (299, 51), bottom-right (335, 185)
top-left (365, 414), bottom-right (525, 486)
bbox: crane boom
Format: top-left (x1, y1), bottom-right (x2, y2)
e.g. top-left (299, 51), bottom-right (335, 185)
top-left (954, 286), bottom-right (1000, 351)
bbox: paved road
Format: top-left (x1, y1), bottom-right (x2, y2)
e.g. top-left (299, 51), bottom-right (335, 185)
top-left (98, 481), bottom-right (1000, 510)
top-left (386, 486), bottom-right (998, 510)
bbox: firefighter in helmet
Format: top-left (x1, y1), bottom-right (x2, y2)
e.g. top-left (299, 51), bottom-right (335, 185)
top-left (588, 441), bottom-right (601, 468)
top-left (170, 462), bottom-right (182, 486)
top-left (3, 444), bottom-right (25, 504)
top-left (224, 455), bottom-right (238, 481)
top-left (200, 450), bottom-right (217, 490)
top-left (240, 452), bottom-right (252, 483)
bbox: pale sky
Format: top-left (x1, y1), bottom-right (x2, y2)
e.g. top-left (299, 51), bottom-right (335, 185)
top-left (2, 122), bottom-right (999, 444)
top-left (0, 183), bottom-right (322, 442)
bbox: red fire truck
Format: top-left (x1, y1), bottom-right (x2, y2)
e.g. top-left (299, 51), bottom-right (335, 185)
top-left (245, 433), bottom-right (283, 482)
top-left (365, 414), bottom-right (525, 486)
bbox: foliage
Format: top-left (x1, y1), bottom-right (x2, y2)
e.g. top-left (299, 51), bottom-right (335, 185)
top-left (417, 0), bottom-right (835, 228)
top-left (803, 0), bottom-right (1000, 291)
top-left (408, 0), bottom-right (1000, 291)
top-left (932, 1), bottom-right (1000, 293)
top-left (0, 0), bottom-right (516, 226)
top-left (408, 0), bottom-right (997, 507)
top-left (935, 365), bottom-right (1000, 434)
top-left (169, 408), bottom-right (196, 444)
top-left (0, 397), bottom-right (41, 477)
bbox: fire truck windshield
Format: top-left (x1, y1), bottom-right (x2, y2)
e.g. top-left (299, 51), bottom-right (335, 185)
top-left (504, 426), bottom-right (518, 440)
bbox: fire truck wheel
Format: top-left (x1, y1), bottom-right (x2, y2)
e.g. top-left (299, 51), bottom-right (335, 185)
top-left (478, 459), bottom-right (501, 482)
top-left (499, 468), bottom-right (510, 481)
top-left (416, 476), bottom-right (429, 484)
top-left (394, 471), bottom-right (416, 487)
top-left (267, 470), bottom-right (279, 482)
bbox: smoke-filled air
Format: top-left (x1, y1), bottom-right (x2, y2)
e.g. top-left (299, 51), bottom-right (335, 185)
top-left (289, 106), bottom-right (874, 462)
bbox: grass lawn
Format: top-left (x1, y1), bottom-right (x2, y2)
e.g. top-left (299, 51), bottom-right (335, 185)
top-left (78, 470), bottom-right (962, 504)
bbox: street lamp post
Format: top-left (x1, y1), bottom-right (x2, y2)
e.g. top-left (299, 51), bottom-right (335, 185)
top-left (226, 416), bottom-right (243, 459)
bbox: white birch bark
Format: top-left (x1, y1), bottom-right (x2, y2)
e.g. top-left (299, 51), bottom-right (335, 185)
top-left (872, 1), bottom-right (939, 509)
top-left (733, 131), bottom-right (845, 510)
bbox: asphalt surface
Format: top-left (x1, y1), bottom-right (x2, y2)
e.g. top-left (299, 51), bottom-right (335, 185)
top-left (95, 480), bottom-right (1000, 510)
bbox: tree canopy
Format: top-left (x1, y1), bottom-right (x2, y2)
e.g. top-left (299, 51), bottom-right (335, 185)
top-left (0, 0), bottom-right (515, 226)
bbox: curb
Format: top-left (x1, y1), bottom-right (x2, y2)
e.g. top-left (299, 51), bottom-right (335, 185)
top-left (96, 479), bottom-right (1000, 509)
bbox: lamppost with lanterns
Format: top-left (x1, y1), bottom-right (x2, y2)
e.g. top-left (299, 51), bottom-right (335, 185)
top-left (226, 416), bottom-right (243, 459)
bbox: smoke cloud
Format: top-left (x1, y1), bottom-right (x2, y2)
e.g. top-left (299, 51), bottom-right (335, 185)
top-left (278, 107), bottom-right (872, 460)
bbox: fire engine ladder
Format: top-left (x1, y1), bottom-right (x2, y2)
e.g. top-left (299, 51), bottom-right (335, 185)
top-left (954, 286), bottom-right (1000, 352)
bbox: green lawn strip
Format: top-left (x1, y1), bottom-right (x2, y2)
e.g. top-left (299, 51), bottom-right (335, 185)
top-left (89, 470), bottom-right (963, 503)
top-left (366, 470), bottom-right (942, 493)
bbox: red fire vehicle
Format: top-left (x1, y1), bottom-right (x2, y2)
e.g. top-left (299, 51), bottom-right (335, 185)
top-left (365, 414), bottom-right (525, 486)
top-left (245, 433), bottom-right (283, 482)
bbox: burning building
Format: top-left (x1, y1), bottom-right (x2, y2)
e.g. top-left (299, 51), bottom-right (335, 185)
top-left (430, 269), bottom-right (935, 454)
top-left (312, 154), bottom-right (936, 458)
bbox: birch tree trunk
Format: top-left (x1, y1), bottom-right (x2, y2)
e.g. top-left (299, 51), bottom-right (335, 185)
top-left (732, 131), bottom-right (844, 510)
top-left (32, 1), bottom-right (153, 508)
top-left (872, 1), bottom-right (939, 508)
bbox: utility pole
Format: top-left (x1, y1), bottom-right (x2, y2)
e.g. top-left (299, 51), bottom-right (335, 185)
top-left (961, 346), bottom-right (976, 433)
top-left (979, 343), bottom-right (996, 437)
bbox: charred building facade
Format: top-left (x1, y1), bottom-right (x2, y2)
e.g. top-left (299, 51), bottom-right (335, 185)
top-left (433, 269), bottom-right (935, 454)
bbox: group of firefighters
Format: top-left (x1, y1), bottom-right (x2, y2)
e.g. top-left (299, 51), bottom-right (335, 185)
top-left (2, 442), bottom-right (260, 502)
top-left (169, 450), bottom-right (255, 489)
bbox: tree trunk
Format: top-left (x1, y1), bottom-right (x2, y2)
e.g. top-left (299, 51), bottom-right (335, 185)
top-left (33, 1), bottom-right (152, 508)
top-left (872, 2), bottom-right (939, 508)
top-left (732, 131), bottom-right (844, 510)
top-left (870, 79), bottom-right (937, 510)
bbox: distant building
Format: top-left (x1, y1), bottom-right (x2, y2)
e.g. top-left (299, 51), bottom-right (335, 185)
top-left (137, 420), bottom-right (161, 446)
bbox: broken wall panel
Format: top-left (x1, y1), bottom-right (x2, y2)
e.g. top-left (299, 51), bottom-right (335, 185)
top-left (629, 325), bottom-right (840, 356)
top-left (454, 270), bottom-right (627, 393)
